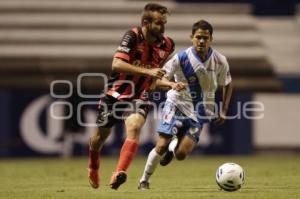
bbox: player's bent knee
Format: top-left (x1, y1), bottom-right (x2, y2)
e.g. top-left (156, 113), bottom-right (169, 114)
top-left (126, 122), bottom-right (143, 134)
top-left (96, 127), bottom-right (111, 139)
top-left (125, 115), bottom-right (145, 131)
top-left (155, 136), bottom-right (171, 155)
top-left (175, 151), bottom-right (187, 161)
top-left (155, 143), bottom-right (168, 155)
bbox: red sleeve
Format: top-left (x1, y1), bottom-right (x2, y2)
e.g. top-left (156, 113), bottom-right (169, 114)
top-left (113, 29), bottom-right (137, 61)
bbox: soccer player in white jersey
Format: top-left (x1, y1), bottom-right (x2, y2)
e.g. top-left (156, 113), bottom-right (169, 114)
top-left (138, 20), bottom-right (233, 190)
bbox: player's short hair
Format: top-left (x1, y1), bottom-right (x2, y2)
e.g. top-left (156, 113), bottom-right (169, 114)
top-left (141, 3), bottom-right (169, 24)
top-left (192, 20), bottom-right (213, 36)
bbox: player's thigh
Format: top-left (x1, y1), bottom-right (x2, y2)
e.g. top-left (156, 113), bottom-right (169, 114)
top-left (96, 95), bottom-right (120, 128)
top-left (177, 118), bottom-right (201, 155)
top-left (156, 101), bottom-right (180, 137)
top-left (124, 113), bottom-right (146, 138)
top-left (94, 126), bottom-right (111, 140)
top-left (90, 127), bottom-right (112, 150)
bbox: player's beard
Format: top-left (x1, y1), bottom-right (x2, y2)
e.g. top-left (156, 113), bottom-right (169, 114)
top-left (148, 29), bottom-right (164, 41)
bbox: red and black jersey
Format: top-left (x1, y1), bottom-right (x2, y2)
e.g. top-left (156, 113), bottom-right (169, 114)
top-left (106, 27), bottom-right (175, 101)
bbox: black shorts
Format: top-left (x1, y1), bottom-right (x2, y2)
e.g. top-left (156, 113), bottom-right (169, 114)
top-left (96, 95), bottom-right (150, 128)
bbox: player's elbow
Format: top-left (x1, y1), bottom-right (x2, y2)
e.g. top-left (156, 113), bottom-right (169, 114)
top-left (112, 58), bottom-right (122, 72)
top-left (227, 81), bottom-right (233, 88)
top-left (225, 81), bottom-right (233, 93)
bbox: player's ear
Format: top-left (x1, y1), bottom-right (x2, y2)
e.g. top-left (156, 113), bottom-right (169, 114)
top-left (142, 20), bottom-right (149, 27)
top-left (210, 35), bottom-right (213, 41)
top-left (190, 34), bottom-right (193, 41)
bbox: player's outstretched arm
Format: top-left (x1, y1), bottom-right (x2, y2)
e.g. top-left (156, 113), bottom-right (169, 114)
top-left (155, 77), bottom-right (186, 91)
top-left (222, 81), bottom-right (233, 115)
top-left (214, 81), bottom-right (233, 125)
top-left (112, 58), bottom-right (166, 79)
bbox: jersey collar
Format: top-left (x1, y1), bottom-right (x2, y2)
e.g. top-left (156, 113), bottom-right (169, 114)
top-left (191, 47), bottom-right (213, 63)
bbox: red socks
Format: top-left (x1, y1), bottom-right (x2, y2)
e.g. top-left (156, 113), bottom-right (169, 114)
top-left (89, 138), bottom-right (138, 172)
top-left (116, 138), bottom-right (139, 172)
top-left (88, 147), bottom-right (100, 170)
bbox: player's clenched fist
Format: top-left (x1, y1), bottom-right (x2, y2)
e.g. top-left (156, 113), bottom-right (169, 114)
top-left (147, 68), bottom-right (166, 79)
top-left (171, 82), bottom-right (186, 91)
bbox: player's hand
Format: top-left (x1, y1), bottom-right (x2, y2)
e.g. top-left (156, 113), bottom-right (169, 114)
top-left (171, 82), bottom-right (186, 91)
top-left (213, 111), bottom-right (226, 126)
top-left (148, 68), bottom-right (166, 79)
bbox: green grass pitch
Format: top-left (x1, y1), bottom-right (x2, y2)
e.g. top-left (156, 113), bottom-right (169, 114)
top-left (1, 154), bottom-right (300, 199)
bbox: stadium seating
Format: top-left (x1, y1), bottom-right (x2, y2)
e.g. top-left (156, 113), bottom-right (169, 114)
top-left (0, 0), bottom-right (282, 91)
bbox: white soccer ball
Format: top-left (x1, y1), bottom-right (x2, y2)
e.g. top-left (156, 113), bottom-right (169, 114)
top-left (216, 162), bottom-right (245, 192)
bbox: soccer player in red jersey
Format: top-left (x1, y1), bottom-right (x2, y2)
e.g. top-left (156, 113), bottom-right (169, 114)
top-left (88, 3), bottom-right (179, 190)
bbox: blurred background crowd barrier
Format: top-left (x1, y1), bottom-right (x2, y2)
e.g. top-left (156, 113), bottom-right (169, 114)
top-left (0, 0), bottom-right (299, 157)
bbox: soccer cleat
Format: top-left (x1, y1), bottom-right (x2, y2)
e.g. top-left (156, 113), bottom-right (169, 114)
top-left (109, 171), bottom-right (127, 190)
top-left (88, 168), bottom-right (99, 188)
top-left (160, 150), bottom-right (174, 166)
top-left (88, 142), bottom-right (100, 188)
top-left (138, 181), bottom-right (150, 190)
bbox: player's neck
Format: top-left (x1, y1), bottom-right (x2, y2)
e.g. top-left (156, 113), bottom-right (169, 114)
top-left (198, 51), bottom-right (208, 62)
top-left (194, 47), bottom-right (212, 62)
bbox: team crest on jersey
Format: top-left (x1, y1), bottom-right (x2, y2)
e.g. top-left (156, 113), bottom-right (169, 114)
top-left (171, 127), bottom-right (178, 135)
top-left (159, 50), bottom-right (165, 58)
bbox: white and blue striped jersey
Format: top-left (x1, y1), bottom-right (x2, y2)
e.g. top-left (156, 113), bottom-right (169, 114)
top-left (163, 46), bottom-right (232, 122)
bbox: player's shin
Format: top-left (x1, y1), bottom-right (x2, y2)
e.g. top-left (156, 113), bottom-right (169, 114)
top-left (140, 148), bottom-right (161, 183)
top-left (88, 139), bottom-right (100, 188)
top-left (88, 144), bottom-right (99, 170)
top-left (116, 138), bottom-right (139, 172)
top-left (109, 138), bottom-right (138, 190)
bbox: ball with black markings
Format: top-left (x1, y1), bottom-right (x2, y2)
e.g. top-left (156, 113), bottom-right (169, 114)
top-left (216, 162), bottom-right (245, 192)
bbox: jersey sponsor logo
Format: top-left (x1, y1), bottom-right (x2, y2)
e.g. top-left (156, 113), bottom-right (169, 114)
top-left (121, 40), bottom-right (129, 46)
top-left (117, 46), bottom-right (130, 53)
top-left (123, 34), bottom-right (131, 43)
top-left (132, 60), bottom-right (151, 69)
top-left (159, 49), bottom-right (165, 58)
